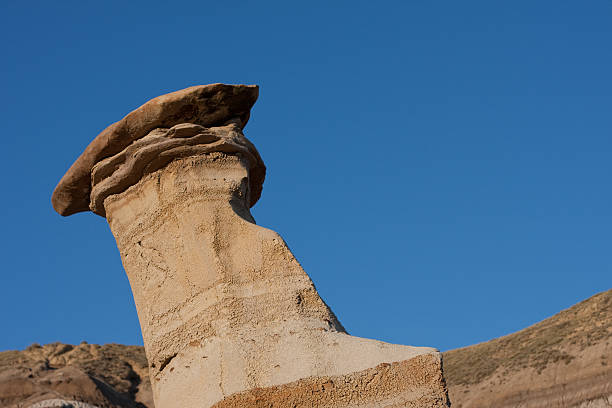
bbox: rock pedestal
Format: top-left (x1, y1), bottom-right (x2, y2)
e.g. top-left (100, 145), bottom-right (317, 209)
top-left (53, 84), bottom-right (450, 408)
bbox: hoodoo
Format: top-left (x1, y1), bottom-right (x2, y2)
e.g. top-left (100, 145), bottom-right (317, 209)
top-left (53, 84), bottom-right (450, 408)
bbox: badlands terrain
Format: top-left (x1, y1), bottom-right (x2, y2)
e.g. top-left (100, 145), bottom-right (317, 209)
top-left (445, 288), bottom-right (611, 407)
top-left (1, 288), bottom-right (610, 408)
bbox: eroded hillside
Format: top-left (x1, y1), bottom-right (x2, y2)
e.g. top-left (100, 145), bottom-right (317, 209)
top-left (0, 342), bottom-right (152, 408)
top-left (444, 289), bottom-right (612, 407)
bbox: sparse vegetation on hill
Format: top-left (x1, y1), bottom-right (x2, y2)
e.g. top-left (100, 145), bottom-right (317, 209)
top-left (444, 289), bottom-right (612, 408)
top-left (444, 289), bottom-right (611, 386)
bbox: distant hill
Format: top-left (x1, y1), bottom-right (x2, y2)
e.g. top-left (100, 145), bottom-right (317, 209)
top-left (0, 342), bottom-right (152, 408)
top-left (2, 289), bottom-right (609, 408)
top-left (444, 288), bottom-right (612, 407)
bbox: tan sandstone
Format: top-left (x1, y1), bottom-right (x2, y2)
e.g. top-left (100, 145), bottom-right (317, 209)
top-left (53, 84), bottom-right (449, 408)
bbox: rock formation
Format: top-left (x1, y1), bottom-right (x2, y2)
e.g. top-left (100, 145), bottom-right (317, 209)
top-left (0, 342), bottom-right (151, 408)
top-left (3, 289), bottom-right (610, 407)
top-left (52, 84), bottom-right (449, 408)
top-left (444, 288), bottom-right (612, 408)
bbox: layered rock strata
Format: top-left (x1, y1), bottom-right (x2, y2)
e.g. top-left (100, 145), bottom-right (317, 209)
top-left (52, 83), bottom-right (262, 216)
top-left (53, 84), bottom-right (449, 408)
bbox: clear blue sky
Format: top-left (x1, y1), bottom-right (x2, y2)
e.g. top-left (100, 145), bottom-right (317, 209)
top-left (1, 1), bottom-right (610, 352)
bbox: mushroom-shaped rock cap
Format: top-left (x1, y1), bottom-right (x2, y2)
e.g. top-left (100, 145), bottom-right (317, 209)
top-left (52, 84), bottom-right (263, 216)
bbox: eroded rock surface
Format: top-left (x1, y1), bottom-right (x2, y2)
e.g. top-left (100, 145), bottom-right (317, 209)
top-left (52, 83), bottom-right (260, 216)
top-left (103, 153), bottom-right (447, 408)
top-left (52, 84), bottom-right (449, 408)
top-left (0, 342), bottom-right (152, 408)
top-left (89, 122), bottom-right (264, 216)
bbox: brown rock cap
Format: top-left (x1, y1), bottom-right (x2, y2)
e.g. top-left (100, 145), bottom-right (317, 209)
top-left (52, 83), bottom-right (262, 216)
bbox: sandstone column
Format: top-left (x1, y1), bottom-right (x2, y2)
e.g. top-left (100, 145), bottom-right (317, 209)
top-left (53, 84), bottom-right (450, 408)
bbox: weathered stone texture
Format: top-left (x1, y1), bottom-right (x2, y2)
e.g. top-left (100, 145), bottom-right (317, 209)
top-left (52, 83), bottom-right (260, 216)
top-left (53, 84), bottom-right (449, 408)
top-left (212, 355), bottom-right (448, 408)
top-left (104, 152), bottom-right (448, 407)
top-left (0, 342), bottom-right (151, 408)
